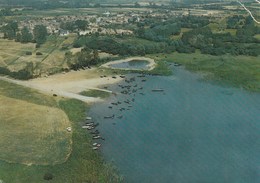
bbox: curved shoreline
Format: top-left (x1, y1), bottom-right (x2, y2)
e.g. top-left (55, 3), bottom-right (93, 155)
top-left (101, 57), bottom-right (156, 71)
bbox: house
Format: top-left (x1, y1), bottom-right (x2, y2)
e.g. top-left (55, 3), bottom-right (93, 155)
top-left (59, 29), bottom-right (69, 36)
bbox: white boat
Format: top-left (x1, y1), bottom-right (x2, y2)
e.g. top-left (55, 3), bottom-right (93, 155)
top-left (82, 125), bottom-right (90, 129)
top-left (93, 135), bottom-right (101, 139)
top-left (93, 143), bottom-right (101, 147)
top-left (92, 147), bottom-right (99, 150)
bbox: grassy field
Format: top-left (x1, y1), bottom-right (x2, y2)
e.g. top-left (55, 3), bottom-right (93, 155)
top-left (0, 34), bottom-right (76, 75)
top-left (0, 80), bottom-right (122, 182)
top-left (0, 40), bottom-right (36, 71)
top-left (0, 95), bottom-right (71, 165)
top-left (150, 52), bottom-right (260, 92)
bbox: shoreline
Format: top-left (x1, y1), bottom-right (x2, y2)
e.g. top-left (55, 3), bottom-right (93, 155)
top-left (101, 57), bottom-right (156, 71)
top-left (0, 68), bottom-right (123, 103)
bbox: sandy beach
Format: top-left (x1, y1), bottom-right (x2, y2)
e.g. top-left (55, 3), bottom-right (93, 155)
top-left (0, 68), bottom-right (123, 103)
top-left (0, 57), bottom-right (156, 103)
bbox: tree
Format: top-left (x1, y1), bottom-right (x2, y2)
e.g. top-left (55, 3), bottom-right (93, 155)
top-left (3, 21), bottom-right (18, 39)
top-left (20, 26), bottom-right (33, 43)
top-left (33, 25), bottom-right (48, 45)
top-left (0, 8), bottom-right (13, 16)
top-left (134, 2), bottom-right (140, 7)
top-left (89, 17), bottom-right (96, 24)
top-left (15, 33), bottom-right (22, 42)
top-left (60, 21), bottom-right (75, 31)
top-left (93, 49), bottom-right (99, 63)
top-left (75, 20), bottom-right (88, 30)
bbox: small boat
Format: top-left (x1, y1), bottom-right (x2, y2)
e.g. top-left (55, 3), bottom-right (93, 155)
top-left (85, 122), bottom-right (94, 125)
top-left (119, 108), bottom-right (125, 111)
top-left (82, 125), bottom-right (90, 129)
top-left (104, 114), bottom-right (114, 119)
top-left (87, 126), bottom-right (95, 130)
top-left (90, 130), bottom-right (99, 134)
top-left (92, 147), bottom-right (99, 150)
top-left (86, 117), bottom-right (92, 120)
top-left (92, 135), bottom-right (101, 139)
top-left (152, 89), bottom-right (164, 92)
top-left (93, 143), bottom-right (101, 147)
top-left (117, 115), bottom-right (123, 119)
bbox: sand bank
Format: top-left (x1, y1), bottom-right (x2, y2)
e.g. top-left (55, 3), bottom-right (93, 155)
top-left (101, 57), bottom-right (156, 71)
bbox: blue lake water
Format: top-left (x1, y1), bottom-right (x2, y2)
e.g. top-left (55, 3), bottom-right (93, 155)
top-left (109, 60), bottom-right (150, 70)
top-left (89, 67), bottom-right (260, 183)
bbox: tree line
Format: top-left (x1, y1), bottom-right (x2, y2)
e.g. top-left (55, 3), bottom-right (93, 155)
top-left (1, 21), bottom-right (48, 46)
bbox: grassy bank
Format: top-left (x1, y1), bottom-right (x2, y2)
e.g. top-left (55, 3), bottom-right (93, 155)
top-left (150, 52), bottom-right (260, 92)
top-left (80, 89), bottom-right (111, 99)
top-left (0, 80), bottom-right (122, 182)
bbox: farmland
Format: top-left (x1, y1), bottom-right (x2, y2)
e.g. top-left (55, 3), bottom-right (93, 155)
top-left (0, 34), bottom-right (76, 76)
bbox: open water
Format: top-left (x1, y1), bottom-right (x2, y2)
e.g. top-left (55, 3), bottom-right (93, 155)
top-left (89, 66), bottom-right (260, 183)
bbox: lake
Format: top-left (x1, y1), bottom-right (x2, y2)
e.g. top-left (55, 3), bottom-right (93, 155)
top-left (108, 60), bottom-right (150, 70)
top-left (89, 67), bottom-right (260, 183)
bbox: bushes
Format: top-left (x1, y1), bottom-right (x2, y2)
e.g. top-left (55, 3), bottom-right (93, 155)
top-left (0, 67), bottom-right (11, 75)
top-left (25, 51), bottom-right (32, 55)
top-left (10, 69), bottom-right (33, 80)
top-left (0, 62), bottom-right (34, 80)
top-left (36, 52), bottom-right (43, 55)
top-left (0, 67), bottom-right (33, 80)
top-left (43, 173), bottom-right (53, 181)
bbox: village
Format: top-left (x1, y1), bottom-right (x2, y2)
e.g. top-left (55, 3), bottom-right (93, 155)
top-left (0, 6), bottom-right (199, 38)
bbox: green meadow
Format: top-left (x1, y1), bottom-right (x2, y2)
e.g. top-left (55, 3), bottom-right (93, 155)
top-left (150, 52), bottom-right (260, 92)
top-left (0, 80), bottom-right (122, 182)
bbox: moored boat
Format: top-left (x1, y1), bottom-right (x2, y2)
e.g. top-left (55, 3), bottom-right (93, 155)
top-left (152, 89), bottom-right (164, 92)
